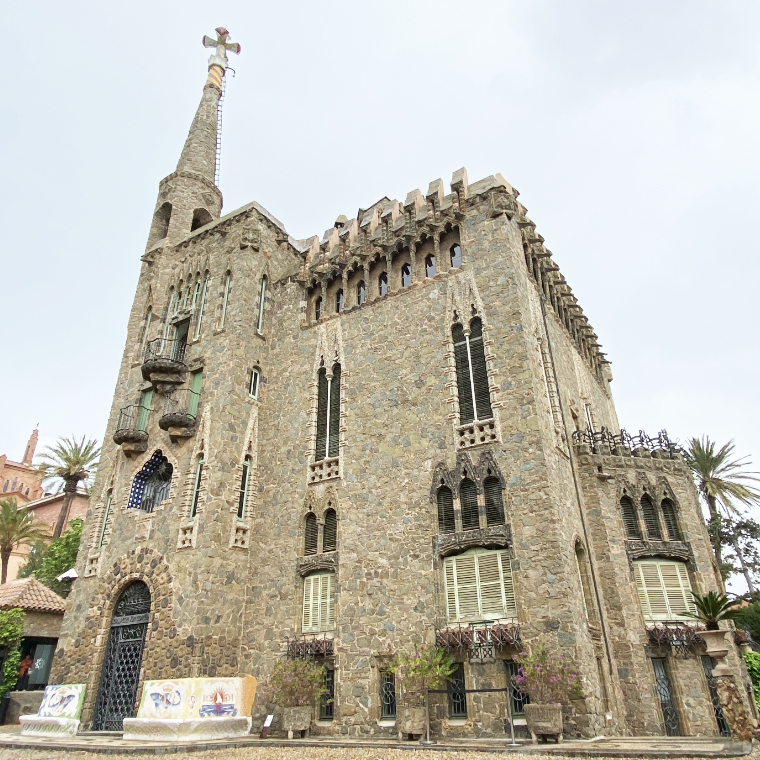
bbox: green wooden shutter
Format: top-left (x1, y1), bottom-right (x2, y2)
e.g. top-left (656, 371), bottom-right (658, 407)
top-left (304, 513), bottom-right (318, 555)
top-left (97, 490), bottom-right (112, 549)
top-left (137, 389), bottom-right (153, 432)
top-left (640, 495), bottom-right (662, 540)
top-left (661, 500), bottom-right (681, 541)
top-left (499, 552), bottom-right (517, 617)
top-left (661, 561), bottom-right (694, 617)
top-left (323, 509), bottom-right (337, 552)
top-left (452, 323), bottom-right (474, 423)
top-left (444, 559), bottom-right (458, 622)
top-left (315, 368), bottom-right (328, 461)
top-left (620, 496), bottom-right (642, 539)
top-left (484, 477), bottom-right (505, 526)
top-left (460, 479), bottom-right (479, 530)
top-left (469, 318), bottom-right (493, 420)
top-left (437, 487), bottom-right (455, 533)
top-left (328, 364), bottom-right (341, 458)
top-left (189, 370), bottom-right (202, 417)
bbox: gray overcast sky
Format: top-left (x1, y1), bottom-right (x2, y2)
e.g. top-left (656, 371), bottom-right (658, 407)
top-left (2, 2), bottom-right (759, 491)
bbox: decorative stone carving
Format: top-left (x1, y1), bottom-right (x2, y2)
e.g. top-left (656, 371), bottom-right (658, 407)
top-left (625, 539), bottom-right (693, 569)
top-left (434, 524), bottom-right (511, 558)
top-left (240, 227), bottom-right (261, 250)
top-left (297, 551), bottom-right (338, 577)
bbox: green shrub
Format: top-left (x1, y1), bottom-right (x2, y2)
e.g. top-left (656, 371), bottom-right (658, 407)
top-left (743, 652), bottom-right (760, 712)
top-left (0, 608), bottom-right (24, 697)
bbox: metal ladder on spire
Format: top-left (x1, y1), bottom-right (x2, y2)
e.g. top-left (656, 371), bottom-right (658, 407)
top-left (214, 73), bottom-right (226, 187)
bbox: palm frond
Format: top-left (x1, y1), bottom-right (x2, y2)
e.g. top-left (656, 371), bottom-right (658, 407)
top-left (0, 499), bottom-right (48, 555)
top-left (35, 435), bottom-right (100, 489)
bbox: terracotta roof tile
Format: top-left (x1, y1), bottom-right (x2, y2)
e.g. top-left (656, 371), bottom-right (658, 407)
top-left (0, 577), bottom-right (66, 614)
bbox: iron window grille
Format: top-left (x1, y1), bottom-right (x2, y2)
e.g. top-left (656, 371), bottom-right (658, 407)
top-left (319, 669), bottom-right (335, 721)
top-left (448, 663), bottom-right (467, 718)
top-left (380, 671), bottom-right (397, 719)
top-left (505, 660), bottom-right (529, 717)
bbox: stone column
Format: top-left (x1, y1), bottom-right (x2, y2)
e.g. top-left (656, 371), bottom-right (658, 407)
top-left (715, 674), bottom-right (755, 741)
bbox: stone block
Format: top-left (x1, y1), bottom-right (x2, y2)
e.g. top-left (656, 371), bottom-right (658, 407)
top-left (123, 716), bottom-right (252, 741)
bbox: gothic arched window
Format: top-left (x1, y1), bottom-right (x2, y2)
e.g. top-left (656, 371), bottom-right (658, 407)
top-left (425, 254), bottom-right (436, 278)
top-left (323, 508), bottom-right (337, 552)
top-left (620, 496), bottom-right (641, 539)
top-left (452, 317), bottom-right (493, 424)
top-left (379, 272), bottom-right (389, 297)
top-left (437, 486), bottom-right (455, 533)
top-left (304, 512), bottom-right (318, 555)
top-left (128, 450), bottom-right (173, 514)
top-left (357, 281), bottom-right (367, 305)
top-left (661, 499), bottom-right (681, 541)
top-left (336, 289), bottom-right (344, 313)
top-left (484, 477), bottom-right (505, 526)
top-left (401, 263), bottom-right (412, 288)
top-left (450, 244), bottom-right (462, 268)
top-left (460, 478), bottom-right (479, 531)
top-left (315, 363), bottom-right (341, 461)
top-left (640, 494), bottom-right (662, 540)
top-left (315, 296), bottom-right (323, 321)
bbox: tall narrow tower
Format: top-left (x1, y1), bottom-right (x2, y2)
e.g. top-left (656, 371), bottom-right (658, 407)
top-left (145, 28), bottom-right (241, 249)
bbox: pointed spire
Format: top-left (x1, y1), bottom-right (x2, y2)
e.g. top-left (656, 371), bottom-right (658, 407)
top-left (23, 428), bottom-right (38, 466)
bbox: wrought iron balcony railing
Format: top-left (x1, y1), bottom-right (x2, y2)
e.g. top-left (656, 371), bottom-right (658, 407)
top-left (286, 634), bottom-right (334, 659)
top-left (646, 622), bottom-right (705, 654)
top-left (113, 404), bottom-right (150, 453)
top-left (159, 389), bottom-right (200, 433)
top-left (143, 337), bottom-right (187, 365)
top-left (436, 621), bottom-right (520, 663)
top-left (573, 427), bottom-right (685, 459)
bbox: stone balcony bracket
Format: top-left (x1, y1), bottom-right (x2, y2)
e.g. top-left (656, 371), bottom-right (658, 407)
top-left (297, 551), bottom-right (338, 577)
top-left (434, 523), bottom-right (511, 559)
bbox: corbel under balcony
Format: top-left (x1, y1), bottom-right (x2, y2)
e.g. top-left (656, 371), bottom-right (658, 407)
top-left (142, 337), bottom-right (188, 393)
top-left (297, 551), bottom-right (338, 577)
top-left (158, 389), bottom-right (199, 442)
top-left (113, 405), bottom-right (149, 456)
top-left (434, 523), bottom-right (511, 558)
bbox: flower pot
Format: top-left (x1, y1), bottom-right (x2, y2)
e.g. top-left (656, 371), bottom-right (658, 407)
top-left (524, 703), bottom-right (563, 744)
top-left (282, 706), bottom-right (312, 739)
top-left (398, 705), bottom-right (426, 738)
top-left (700, 630), bottom-right (731, 676)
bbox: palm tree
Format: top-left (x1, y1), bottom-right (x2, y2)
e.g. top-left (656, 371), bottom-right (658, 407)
top-left (685, 436), bottom-right (760, 589)
top-left (36, 436), bottom-right (100, 538)
top-left (0, 499), bottom-right (46, 583)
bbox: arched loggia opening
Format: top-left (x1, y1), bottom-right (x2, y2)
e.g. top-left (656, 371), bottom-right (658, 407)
top-left (93, 581), bottom-right (151, 731)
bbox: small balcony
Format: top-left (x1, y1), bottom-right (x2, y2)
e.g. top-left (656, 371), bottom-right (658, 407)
top-left (141, 337), bottom-right (188, 393)
top-left (436, 621), bottom-right (521, 663)
top-left (286, 633), bottom-right (334, 659)
top-left (113, 405), bottom-right (149, 456)
top-left (159, 388), bottom-right (199, 441)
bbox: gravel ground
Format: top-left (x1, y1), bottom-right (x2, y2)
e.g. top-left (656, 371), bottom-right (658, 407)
top-left (0, 745), bottom-right (755, 760)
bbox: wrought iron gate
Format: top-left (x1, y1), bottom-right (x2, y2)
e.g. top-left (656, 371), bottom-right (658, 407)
top-left (94, 582), bottom-right (151, 731)
top-left (701, 655), bottom-right (730, 737)
top-left (652, 658), bottom-right (681, 736)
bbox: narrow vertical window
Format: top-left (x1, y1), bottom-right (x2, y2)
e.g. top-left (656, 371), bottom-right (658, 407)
top-left (505, 661), bottom-right (530, 717)
top-left (425, 254), bottom-right (436, 278)
top-left (97, 489), bottom-right (113, 550)
top-left (304, 512), bottom-right (318, 555)
top-left (448, 663), bottom-right (467, 718)
top-left (315, 368), bottom-right (328, 461)
top-left (194, 276), bottom-right (209, 339)
top-left (191, 279), bottom-right (201, 310)
top-left (319, 669), bottom-right (335, 721)
top-left (249, 367), bottom-right (260, 399)
top-left (328, 364), bottom-right (341, 458)
top-left (460, 478), bottom-right (479, 530)
top-left (188, 369), bottom-right (202, 417)
top-left (584, 403), bottom-right (594, 430)
top-left (469, 318), bottom-right (493, 420)
top-left (315, 296), bottom-right (323, 321)
top-left (641, 494), bottom-right (662, 540)
top-left (452, 323), bottom-right (474, 424)
top-left (484, 477), bottom-right (505, 526)
top-left (620, 496), bottom-right (641, 539)
top-left (378, 271), bottom-right (388, 297)
top-left (140, 308), bottom-right (152, 357)
top-left (323, 508), bottom-right (337, 552)
top-left (220, 271), bottom-right (231, 328)
top-left (182, 285), bottom-right (191, 310)
top-left (357, 281), bottom-right (366, 305)
top-left (450, 244), bottom-right (462, 268)
top-left (401, 263), bottom-right (411, 288)
top-left (237, 456), bottom-right (251, 520)
top-left (437, 486), bottom-right (455, 533)
top-left (380, 671), bottom-right (397, 719)
top-left (256, 275), bottom-right (267, 332)
top-left (452, 318), bottom-right (493, 424)
top-left (190, 454), bottom-right (204, 519)
top-left (334, 289), bottom-right (343, 313)
top-left (315, 362), bottom-right (341, 461)
top-left (137, 389), bottom-right (153, 432)
top-left (661, 499), bottom-right (681, 541)
top-left (575, 543), bottom-right (598, 623)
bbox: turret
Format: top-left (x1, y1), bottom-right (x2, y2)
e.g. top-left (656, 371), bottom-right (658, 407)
top-left (146, 28), bottom-right (241, 249)
top-left (22, 428), bottom-right (38, 466)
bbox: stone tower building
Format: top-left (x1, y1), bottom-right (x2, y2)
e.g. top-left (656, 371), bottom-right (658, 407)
top-left (51, 29), bottom-right (755, 739)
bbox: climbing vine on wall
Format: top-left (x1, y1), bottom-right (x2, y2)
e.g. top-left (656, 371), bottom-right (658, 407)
top-left (743, 652), bottom-right (760, 711)
top-left (0, 608), bottom-right (24, 697)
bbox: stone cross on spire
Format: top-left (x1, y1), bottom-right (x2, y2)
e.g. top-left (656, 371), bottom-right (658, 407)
top-left (202, 27), bottom-right (241, 71)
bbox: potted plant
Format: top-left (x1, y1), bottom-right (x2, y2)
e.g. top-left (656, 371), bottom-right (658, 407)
top-left (514, 645), bottom-right (584, 744)
top-left (394, 643), bottom-right (455, 740)
top-left (685, 591), bottom-right (744, 674)
top-left (268, 658), bottom-right (327, 738)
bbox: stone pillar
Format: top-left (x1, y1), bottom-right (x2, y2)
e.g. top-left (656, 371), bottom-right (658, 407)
top-left (715, 674), bottom-right (755, 741)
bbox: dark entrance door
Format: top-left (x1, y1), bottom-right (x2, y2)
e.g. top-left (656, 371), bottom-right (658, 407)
top-left (93, 582), bottom-right (151, 731)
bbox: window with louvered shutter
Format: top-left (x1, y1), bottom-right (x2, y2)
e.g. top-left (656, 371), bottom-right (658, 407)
top-left (452, 323), bottom-right (475, 424)
top-left (641, 495), bottom-right (662, 540)
top-left (620, 496), bottom-right (642, 539)
top-left (634, 560), bottom-right (695, 621)
top-left (304, 513), bottom-right (318, 555)
top-left (469, 319), bottom-right (493, 420)
top-left (315, 368), bottom-right (328, 461)
top-left (302, 572), bottom-right (335, 633)
top-left (460, 479), bottom-right (480, 530)
top-left (323, 509), bottom-right (337, 552)
top-left (437, 486), bottom-right (455, 533)
top-left (444, 549), bottom-right (516, 623)
top-left (484, 477), bottom-right (505, 526)
top-left (328, 363), bottom-right (341, 458)
top-left (661, 500), bottom-right (681, 541)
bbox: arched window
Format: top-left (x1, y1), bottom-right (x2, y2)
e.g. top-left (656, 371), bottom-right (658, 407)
top-left (315, 296), bottom-right (323, 321)
top-left (24, 488), bottom-right (29, 496)
top-left (220, 271), bottom-right (231, 328)
top-left (315, 363), bottom-right (341, 461)
top-left (249, 367), bottom-right (261, 399)
top-left (256, 275), bottom-right (267, 332)
top-left (238, 456), bottom-right (251, 520)
top-left (484, 477), bottom-right (505, 526)
top-left (323, 508), bottom-right (337, 552)
top-left (189, 454), bottom-right (204, 519)
top-left (191, 208), bottom-right (213, 231)
top-left (661, 499), bottom-right (681, 541)
top-left (357, 281), bottom-right (366, 305)
top-left (150, 202), bottom-right (172, 243)
top-left (640, 494), bottom-right (662, 540)
top-left (336, 289), bottom-right (344, 313)
top-left (128, 451), bottom-right (172, 513)
top-left (450, 244), bottom-right (462, 268)
top-left (378, 271), bottom-right (388, 297)
top-left (11, 479), bottom-right (17, 492)
top-left (452, 318), bottom-right (493, 424)
top-left (437, 486), bottom-right (455, 533)
top-left (425, 254), bottom-right (436, 278)
top-left (304, 512), bottom-right (318, 555)
top-left (460, 478), bottom-right (479, 531)
top-left (401, 263), bottom-right (411, 288)
top-left (620, 496), bottom-right (641, 539)
top-left (575, 542), bottom-right (598, 623)
top-left (194, 276), bottom-right (209, 339)
top-left (2, 481), bottom-right (7, 492)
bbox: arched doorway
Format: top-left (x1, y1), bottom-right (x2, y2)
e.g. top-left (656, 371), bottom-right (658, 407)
top-left (93, 581), bottom-right (151, 731)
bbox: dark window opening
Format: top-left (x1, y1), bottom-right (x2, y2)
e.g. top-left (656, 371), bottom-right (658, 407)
top-left (450, 244), bottom-right (462, 268)
top-left (484, 477), bottom-right (505, 526)
top-left (401, 263), bottom-right (411, 288)
top-left (336, 289), bottom-right (344, 313)
top-left (128, 450), bottom-right (172, 513)
top-left (15, 637), bottom-right (57, 691)
top-left (379, 272), bottom-right (388, 297)
top-left (425, 254), bottom-right (436, 278)
top-left (357, 281), bottom-right (367, 305)
top-left (315, 296), bottom-right (323, 321)
top-left (190, 455), bottom-right (204, 519)
top-left (505, 660), bottom-right (529, 717)
top-left (319, 668), bottom-right (335, 721)
top-left (448, 663), bottom-right (467, 718)
top-left (437, 486), bottom-right (455, 533)
top-left (237, 456), bottom-right (251, 520)
top-left (191, 208), bottom-right (213, 231)
top-left (304, 513), bottom-right (318, 555)
top-left (323, 508), bottom-right (337, 552)
top-left (460, 478), bottom-right (479, 531)
top-left (661, 499), bottom-right (681, 541)
top-left (641, 494), bottom-right (662, 540)
top-left (380, 671), bottom-right (397, 719)
top-left (620, 496), bottom-right (641, 539)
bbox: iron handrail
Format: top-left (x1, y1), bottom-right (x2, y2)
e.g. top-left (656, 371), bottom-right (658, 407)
top-left (144, 337), bottom-right (187, 364)
top-left (572, 426), bottom-right (685, 459)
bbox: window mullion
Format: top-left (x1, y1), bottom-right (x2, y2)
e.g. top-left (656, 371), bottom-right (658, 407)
top-left (464, 333), bottom-right (479, 422)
